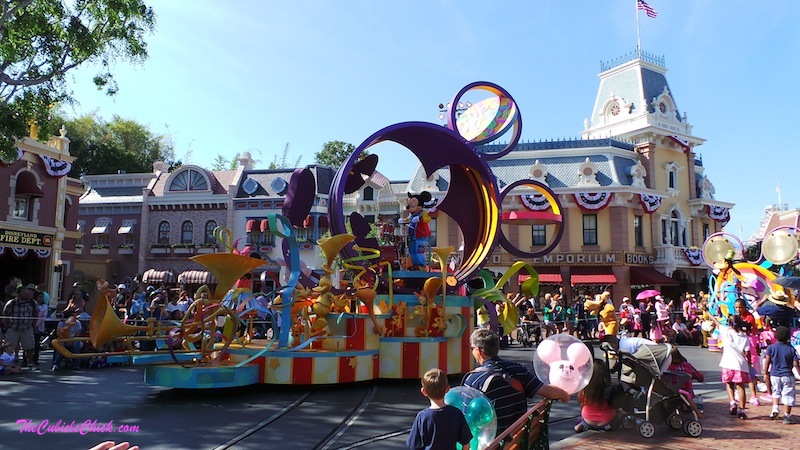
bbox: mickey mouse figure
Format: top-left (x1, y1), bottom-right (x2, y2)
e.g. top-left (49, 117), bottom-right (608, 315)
top-left (401, 191), bottom-right (434, 270)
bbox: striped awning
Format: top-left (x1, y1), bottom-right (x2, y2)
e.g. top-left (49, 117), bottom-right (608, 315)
top-left (246, 219), bottom-right (256, 232)
top-left (142, 269), bottom-right (176, 284)
top-left (91, 220), bottom-right (111, 234)
top-left (260, 219), bottom-right (270, 232)
top-left (178, 270), bottom-right (216, 285)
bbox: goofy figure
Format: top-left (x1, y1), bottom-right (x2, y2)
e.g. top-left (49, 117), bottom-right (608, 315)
top-left (403, 191), bottom-right (433, 270)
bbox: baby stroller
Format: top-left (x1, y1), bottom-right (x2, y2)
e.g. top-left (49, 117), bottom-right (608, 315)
top-left (602, 342), bottom-right (702, 438)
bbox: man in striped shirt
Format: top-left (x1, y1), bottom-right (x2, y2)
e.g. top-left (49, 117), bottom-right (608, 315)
top-left (463, 329), bottom-right (570, 436)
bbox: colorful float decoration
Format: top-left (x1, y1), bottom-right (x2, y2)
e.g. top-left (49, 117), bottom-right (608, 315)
top-left (702, 226), bottom-right (798, 326)
top-left (53, 82), bottom-right (567, 388)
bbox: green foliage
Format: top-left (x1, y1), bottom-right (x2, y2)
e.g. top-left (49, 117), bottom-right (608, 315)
top-left (64, 112), bottom-right (175, 176)
top-left (315, 141), bottom-right (365, 167)
top-left (268, 142), bottom-right (301, 169)
top-left (210, 154), bottom-right (229, 171)
top-left (0, 0), bottom-right (156, 162)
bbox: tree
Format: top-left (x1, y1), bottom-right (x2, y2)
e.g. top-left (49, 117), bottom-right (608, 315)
top-left (269, 142), bottom-right (301, 169)
top-left (0, 0), bottom-right (156, 162)
top-left (210, 154), bottom-right (229, 171)
top-left (315, 141), bottom-right (367, 167)
top-left (63, 112), bottom-right (176, 176)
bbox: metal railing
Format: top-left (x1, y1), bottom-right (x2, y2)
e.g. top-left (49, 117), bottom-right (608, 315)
top-left (486, 399), bottom-right (552, 450)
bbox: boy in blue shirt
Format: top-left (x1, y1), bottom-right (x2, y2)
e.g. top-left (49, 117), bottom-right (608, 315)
top-left (764, 326), bottom-right (800, 424)
top-left (407, 368), bottom-right (472, 450)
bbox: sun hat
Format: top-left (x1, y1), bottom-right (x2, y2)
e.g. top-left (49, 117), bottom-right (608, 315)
top-left (767, 290), bottom-right (789, 306)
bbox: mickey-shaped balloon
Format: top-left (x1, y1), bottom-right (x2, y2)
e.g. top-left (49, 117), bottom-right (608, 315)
top-left (533, 334), bottom-right (593, 395)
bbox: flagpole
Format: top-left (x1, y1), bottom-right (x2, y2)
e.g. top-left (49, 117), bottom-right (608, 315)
top-left (777, 182), bottom-right (783, 210)
top-left (635, 0), bottom-right (641, 53)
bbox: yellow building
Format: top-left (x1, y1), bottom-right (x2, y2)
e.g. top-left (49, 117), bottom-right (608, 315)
top-left (409, 52), bottom-right (733, 303)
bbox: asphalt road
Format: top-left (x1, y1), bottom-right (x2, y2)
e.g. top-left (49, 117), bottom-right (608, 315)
top-left (0, 343), bottom-right (724, 450)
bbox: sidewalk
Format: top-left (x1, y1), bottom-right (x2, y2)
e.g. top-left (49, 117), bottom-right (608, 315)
top-left (552, 394), bottom-right (798, 450)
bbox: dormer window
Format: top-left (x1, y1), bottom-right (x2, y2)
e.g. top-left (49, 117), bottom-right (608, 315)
top-left (169, 168), bottom-right (209, 191)
top-left (363, 186), bottom-right (374, 201)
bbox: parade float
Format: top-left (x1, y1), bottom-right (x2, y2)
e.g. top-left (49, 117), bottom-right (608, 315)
top-left (53, 82), bottom-right (566, 388)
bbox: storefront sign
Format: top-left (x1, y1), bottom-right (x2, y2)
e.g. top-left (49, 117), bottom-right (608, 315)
top-left (0, 228), bottom-right (53, 249)
top-left (531, 251), bottom-right (654, 266)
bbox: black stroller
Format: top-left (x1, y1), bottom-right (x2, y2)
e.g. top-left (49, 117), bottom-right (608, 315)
top-left (602, 342), bottom-right (703, 438)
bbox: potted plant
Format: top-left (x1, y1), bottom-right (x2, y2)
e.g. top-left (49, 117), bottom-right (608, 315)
top-left (149, 243), bottom-right (171, 254)
top-left (172, 243), bottom-right (196, 254)
top-left (90, 244), bottom-right (110, 255)
top-left (118, 244), bottom-right (135, 255)
top-left (75, 243), bottom-right (83, 254)
top-left (196, 243), bottom-right (218, 254)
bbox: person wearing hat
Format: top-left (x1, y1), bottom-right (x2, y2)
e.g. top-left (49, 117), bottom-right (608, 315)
top-left (2, 283), bottom-right (40, 370)
top-left (756, 291), bottom-right (799, 329)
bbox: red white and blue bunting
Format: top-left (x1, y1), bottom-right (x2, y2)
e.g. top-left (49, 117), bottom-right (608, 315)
top-left (683, 247), bottom-right (703, 266)
top-left (520, 193), bottom-right (551, 211)
top-left (573, 192), bottom-right (613, 211)
top-left (639, 194), bottom-right (662, 214)
top-left (708, 205), bottom-right (730, 227)
top-left (38, 154), bottom-right (72, 177)
top-left (668, 135), bottom-right (691, 152)
top-left (0, 247), bottom-right (51, 259)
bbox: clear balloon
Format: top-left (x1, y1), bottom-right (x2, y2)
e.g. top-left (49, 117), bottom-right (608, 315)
top-left (533, 334), bottom-right (593, 395)
top-left (445, 385), bottom-right (497, 450)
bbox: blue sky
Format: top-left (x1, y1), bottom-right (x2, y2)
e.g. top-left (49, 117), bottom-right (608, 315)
top-left (66, 0), bottom-right (799, 241)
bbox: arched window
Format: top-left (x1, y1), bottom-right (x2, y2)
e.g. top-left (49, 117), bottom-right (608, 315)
top-left (181, 221), bottom-right (193, 244)
top-left (205, 221), bottom-right (217, 244)
top-left (363, 186), bottom-right (374, 201)
top-left (13, 171), bottom-right (44, 221)
top-left (169, 169), bottom-right (209, 191)
top-left (670, 211), bottom-right (680, 246)
top-left (158, 221), bottom-right (170, 244)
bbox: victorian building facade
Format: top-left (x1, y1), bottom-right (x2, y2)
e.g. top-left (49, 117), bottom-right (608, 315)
top-left (1, 128), bottom-right (82, 303)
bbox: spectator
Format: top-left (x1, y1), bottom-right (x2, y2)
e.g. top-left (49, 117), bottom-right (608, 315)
top-left (51, 309), bottom-right (83, 371)
top-left (0, 341), bottom-right (23, 374)
top-left (463, 329), bottom-right (569, 436)
top-left (756, 291), bottom-right (798, 329)
top-left (33, 291), bottom-right (48, 366)
top-left (2, 284), bottom-right (39, 370)
top-left (406, 368), bottom-right (472, 450)
top-left (671, 316), bottom-right (695, 344)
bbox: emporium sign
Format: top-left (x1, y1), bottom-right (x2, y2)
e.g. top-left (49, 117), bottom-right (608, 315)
top-left (531, 252), bottom-right (654, 266)
top-left (0, 228), bottom-right (53, 249)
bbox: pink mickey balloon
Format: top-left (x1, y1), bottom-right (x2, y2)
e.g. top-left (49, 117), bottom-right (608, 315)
top-left (533, 334), bottom-right (594, 395)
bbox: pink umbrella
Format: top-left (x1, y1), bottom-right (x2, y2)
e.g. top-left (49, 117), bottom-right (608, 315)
top-left (636, 289), bottom-right (661, 300)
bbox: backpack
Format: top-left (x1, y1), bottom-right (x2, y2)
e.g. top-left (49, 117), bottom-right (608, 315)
top-left (463, 364), bottom-right (526, 396)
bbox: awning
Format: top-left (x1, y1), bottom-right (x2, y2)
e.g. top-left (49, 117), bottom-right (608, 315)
top-left (91, 220), bottom-right (111, 234)
top-left (246, 219), bottom-right (256, 232)
top-left (318, 216), bottom-right (329, 229)
top-left (15, 171), bottom-right (44, 197)
top-left (629, 266), bottom-right (679, 286)
top-left (519, 267), bottom-right (562, 285)
top-left (570, 266), bottom-right (617, 286)
top-left (117, 220), bottom-right (136, 234)
top-left (260, 219), bottom-right (270, 232)
top-left (142, 269), bottom-right (176, 284)
top-left (178, 270), bottom-right (216, 284)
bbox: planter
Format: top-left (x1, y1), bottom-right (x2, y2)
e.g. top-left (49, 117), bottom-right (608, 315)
top-left (118, 247), bottom-right (134, 255)
top-left (196, 247), bottom-right (217, 254)
top-left (173, 247), bottom-right (195, 255)
top-left (75, 247), bottom-right (83, 255)
top-left (150, 247), bottom-right (170, 255)
top-left (90, 248), bottom-right (109, 255)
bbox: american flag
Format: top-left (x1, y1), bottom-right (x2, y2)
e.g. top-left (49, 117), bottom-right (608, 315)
top-left (637, 0), bottom-right (658, 18)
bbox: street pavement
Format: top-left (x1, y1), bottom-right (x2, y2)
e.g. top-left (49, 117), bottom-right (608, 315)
top-left (0, 343), bottom-right (797, 449)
